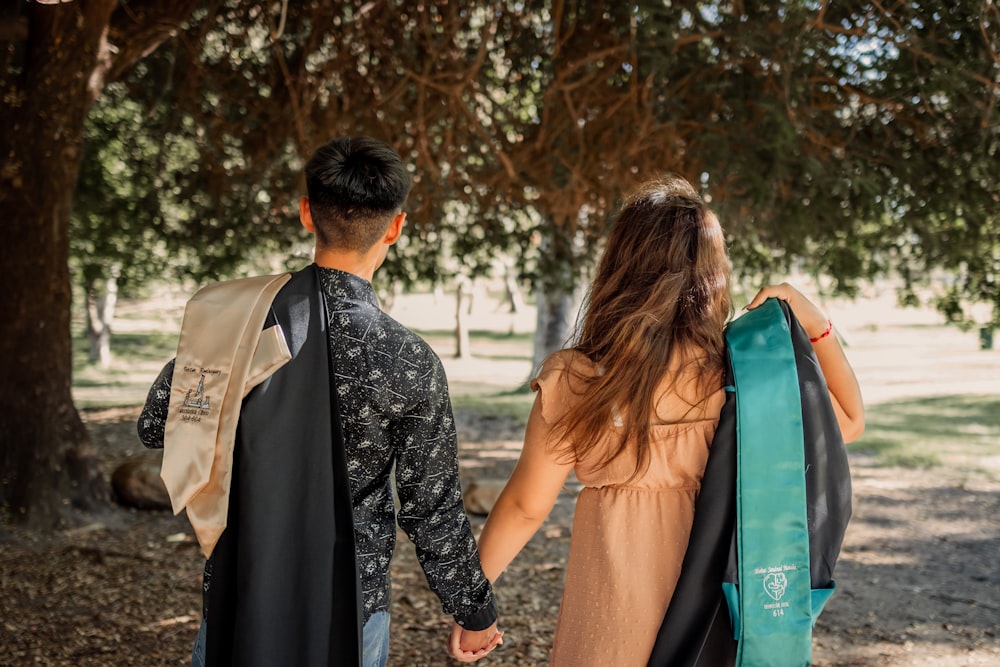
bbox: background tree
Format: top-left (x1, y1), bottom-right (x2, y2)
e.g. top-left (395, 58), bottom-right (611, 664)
top-left (64, 0), bottom-right (1000, 342)
top-left (482, 0), bottom-right (1000, 365)
top-left (84, 1), bottom-right (538, 347)
top-left (0, 0), bottom-right (202, 526)
top-left (5, 0), bottom-right (998, 525)
top-left (488, 1), bottom-right (682, 369)
top-left (634, 0), bottom-right (1000, 307)
top-left (73, 84), bottom-right (184, 366)
top-left (862, 0), bottom-right (1000, 329)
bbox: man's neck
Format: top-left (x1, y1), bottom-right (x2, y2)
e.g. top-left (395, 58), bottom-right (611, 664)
top-left (312, 247), bottom-right (379, 283)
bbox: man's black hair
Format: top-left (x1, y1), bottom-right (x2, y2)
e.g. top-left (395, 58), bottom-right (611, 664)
top-left (304, 136), bottom-right (412, 251)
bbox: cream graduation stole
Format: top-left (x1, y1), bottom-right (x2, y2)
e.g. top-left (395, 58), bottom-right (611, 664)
top-left (160, 273), bottom-right (292, 557)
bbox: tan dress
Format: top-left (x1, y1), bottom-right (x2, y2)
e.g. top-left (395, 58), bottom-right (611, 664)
top-left (533, 350), bottom-right (726, 667)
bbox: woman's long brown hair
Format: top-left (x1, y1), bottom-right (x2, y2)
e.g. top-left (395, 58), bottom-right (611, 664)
top-left (550, 176), bottom-right (733, 478)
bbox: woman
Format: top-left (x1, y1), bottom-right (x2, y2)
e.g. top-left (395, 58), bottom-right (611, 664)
top-left (456, 177), bottom-right (864, 665)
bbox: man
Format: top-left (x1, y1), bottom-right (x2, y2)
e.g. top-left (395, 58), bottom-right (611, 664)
top-left (138, 136), bottom-right (500, 666)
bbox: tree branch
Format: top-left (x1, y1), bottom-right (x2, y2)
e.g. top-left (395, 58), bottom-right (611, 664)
top-left (104, 0), bottom-right (203, 84)
top-left (0, 16), bottom-right (28, 42)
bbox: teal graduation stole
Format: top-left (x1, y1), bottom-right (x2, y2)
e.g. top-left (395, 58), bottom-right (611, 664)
top-left (721, 298), bottom-right (821, 667)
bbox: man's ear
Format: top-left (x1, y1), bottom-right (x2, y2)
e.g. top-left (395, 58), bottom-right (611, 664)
top-left (383, 212), bottom-right (406, 245)
top-left (299, 197), bottom-right (316, 233)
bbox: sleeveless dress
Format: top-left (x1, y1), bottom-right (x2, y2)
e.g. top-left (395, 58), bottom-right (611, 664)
top-left (532, 350), bottom-right (726, 667)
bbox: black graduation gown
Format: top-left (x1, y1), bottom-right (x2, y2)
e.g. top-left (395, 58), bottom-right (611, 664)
top-left (647, 301), bottom-right (853, 666)
top-left (205, 266), bottom-right (363, 667)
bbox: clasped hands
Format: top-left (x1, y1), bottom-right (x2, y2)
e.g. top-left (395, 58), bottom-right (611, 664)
top-left (447, 621), bottom-right (503, 662)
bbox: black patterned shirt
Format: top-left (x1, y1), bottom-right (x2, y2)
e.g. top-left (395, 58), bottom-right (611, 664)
top-left (138, 266), bottom-right (496, 629)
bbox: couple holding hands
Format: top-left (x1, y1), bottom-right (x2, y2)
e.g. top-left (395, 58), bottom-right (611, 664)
top-left (140, 136), bottom-right (863, 667)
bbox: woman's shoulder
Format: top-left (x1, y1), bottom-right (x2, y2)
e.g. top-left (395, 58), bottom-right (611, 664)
top-left (528, 349), bottom-right (595, 424)
top-left (531, 349), bottom-right (595, 388)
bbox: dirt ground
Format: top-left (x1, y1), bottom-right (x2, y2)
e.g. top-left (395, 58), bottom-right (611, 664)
top-left (1, 287), bottom-right (999, 666)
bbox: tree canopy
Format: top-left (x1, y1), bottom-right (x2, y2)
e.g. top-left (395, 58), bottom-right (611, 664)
top-left (82, 0), bottom-right (1000, 316)
top-left (2, 0), bottom-right (998, 524)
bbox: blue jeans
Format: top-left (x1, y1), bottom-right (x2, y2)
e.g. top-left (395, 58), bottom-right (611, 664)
top-left (189, 613), bottom-right (389, 667)
top-left (191, 619), bottom-right (206, 667)
top-left (362, 610), bottom-right (391, 667)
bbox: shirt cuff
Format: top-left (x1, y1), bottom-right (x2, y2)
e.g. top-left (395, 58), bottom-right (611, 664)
top-left (453, 596), bottom-right (498, 632)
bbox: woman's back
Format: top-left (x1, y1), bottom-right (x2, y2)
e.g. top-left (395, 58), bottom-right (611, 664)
top-left (533, 349), bottom-right (726, 666)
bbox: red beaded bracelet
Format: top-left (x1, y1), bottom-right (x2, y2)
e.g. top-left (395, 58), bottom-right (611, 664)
top-left (810, 320), bottom-right (833, 343)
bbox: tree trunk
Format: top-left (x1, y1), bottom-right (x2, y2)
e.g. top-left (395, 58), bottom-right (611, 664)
top-left (530, 282), bottom-right (579, 375)
top-left (0, 2), bottom-right (117, 525)
top-left (529, 222), bottom-right (584, 375)
top-left (0, 0), bottom-right (202, 526)
top-left (503, 261), bottom-right (525, 314)
top-left (454, 276), bottom-right (473, 360)
top-left (86, 263), bottom-right (121, 368)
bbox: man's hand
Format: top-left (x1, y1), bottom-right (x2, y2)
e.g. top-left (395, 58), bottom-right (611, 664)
top-left (447, 621), bottom-right (503, 662)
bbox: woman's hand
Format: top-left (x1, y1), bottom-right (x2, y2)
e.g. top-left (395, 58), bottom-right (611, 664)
top-left (447, 621), bottom-right (503, 662)
top-left (746, 282), bottom-right (831, 342)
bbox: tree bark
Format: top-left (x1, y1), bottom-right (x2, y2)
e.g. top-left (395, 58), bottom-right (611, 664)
top-left (454, 276), bottom-right (473, 360)
top-left (529, 223), bottom-right (583, 375)
top-left (530, 282), bottom-right (579, 375)
top-left (503, 261), bottom-right (525, 315)
top-left (85, 263), bottom-right (120, 368)
top-left (0, 1), bottom-right (200, 526)
top-left (0, 1), bottom-right (118, 525)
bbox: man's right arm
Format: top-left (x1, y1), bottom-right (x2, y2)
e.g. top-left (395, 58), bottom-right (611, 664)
top-left (137, 359), bottom-right (174, 449)
top-left (391, 358), bottom-right (497, 632)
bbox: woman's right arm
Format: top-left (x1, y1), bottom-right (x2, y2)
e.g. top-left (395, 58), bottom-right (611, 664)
top-left (475, 393), bottom-right (575, 583)
top-left (746, 283), bottom-right (865, 442)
